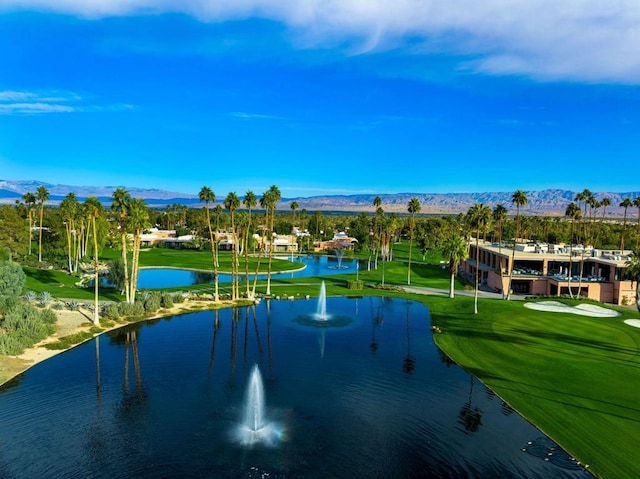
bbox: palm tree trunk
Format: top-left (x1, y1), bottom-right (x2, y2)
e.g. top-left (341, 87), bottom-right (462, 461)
top-left (474, 234), bottom-right (480, 314)
top-left (92, 215), bottom-right (100, 326)
top-left (38, 204), bottom-right (44, 262)
top-left (121, 233), bottom-right (130, 303)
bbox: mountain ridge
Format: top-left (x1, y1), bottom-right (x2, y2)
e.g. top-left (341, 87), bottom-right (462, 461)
top-left (1, 179), bottom-right (638, 216)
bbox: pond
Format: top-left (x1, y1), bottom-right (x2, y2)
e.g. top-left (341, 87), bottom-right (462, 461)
top-left (137, 254), bottom-right (364, 289)
top-left (0, 297), bottom-right (590, 478)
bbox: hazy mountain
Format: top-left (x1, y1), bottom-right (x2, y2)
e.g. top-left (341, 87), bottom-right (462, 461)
top-left (1, 179), bottom-right (638, 216)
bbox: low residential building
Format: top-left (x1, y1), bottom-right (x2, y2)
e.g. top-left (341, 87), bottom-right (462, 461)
top-left (314, 231), bottom-right (359, 252)
top-left (461, 239), bottom-right (635, 305)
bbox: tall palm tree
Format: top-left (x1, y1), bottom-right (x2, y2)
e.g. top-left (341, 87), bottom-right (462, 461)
top-left (22, 192), bottom-right (36, 256)
top-left (574, 189), bottom-right (592, 241)
top-left (467, 203), bottom-right (491, 314)
top-left (634, 197), bottom-right (640, 250)
top-left (35, 185), bottom-right (49, 262)
top-left (127, 198), bottom-right (149, 304)
top-left (60, 193), bottom-right (80, 274)
top-left (624, 251), bottom-right (640, 312)
top-left (565, 202), bottom-right (581, 299)
top-left (243, 190), bottom-right (257, 298)
top-left (620, 197), bottom-right (633, 252)
top-left (111, 188), bottom-right (132, 303)
top-left (442, 230), bottom-right (469, 298)
top-left (265, 185), bottom-right (281, 296)
top-left (85, 196), bottom-right (103, 325)
top-left (371, 196), bottom-right (382, 269)
top-left (406, 197), bottom-right (421, 285)
top-left (290, 200), bottom-right (299, 227)
top-left (199, 186), bottom-right (219, 302)
top-left (492, 204), bottom-right (508, 296)
top-left (506, 190), bottom-right (528, 300)
top-left (252, 191), bottom-right (271, 298)
top-left (224, 192), bottom-right (241, 300)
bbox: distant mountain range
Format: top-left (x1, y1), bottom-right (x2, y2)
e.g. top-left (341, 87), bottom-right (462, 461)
top-left (1, 179), bottom-right (638, 217)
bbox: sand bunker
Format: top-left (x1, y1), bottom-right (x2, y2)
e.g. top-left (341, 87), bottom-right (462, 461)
top-left (524, 301), bottom-right (621, 318)
top-left (624, 319), bottom-right (640, 328)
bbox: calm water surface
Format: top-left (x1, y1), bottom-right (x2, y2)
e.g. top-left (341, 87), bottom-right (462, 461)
top-left (137, 254), bottom-right (363, 289)
top-left (0, 297), bottom-right (590, 478)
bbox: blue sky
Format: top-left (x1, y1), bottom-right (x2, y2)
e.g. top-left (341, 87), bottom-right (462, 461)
top-left (1, 1), bottom-right (639, 198)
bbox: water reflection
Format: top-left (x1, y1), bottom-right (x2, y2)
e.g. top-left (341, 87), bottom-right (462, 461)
top-left (0, 297), bottom-right (591, 478)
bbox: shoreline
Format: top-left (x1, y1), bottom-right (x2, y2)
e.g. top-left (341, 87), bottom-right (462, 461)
top-left (0, 297), bottom-right (248, 388)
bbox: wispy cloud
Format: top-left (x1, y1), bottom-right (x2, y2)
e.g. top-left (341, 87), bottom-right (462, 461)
top-left (229, 111), bottom-right (288, 120)
top-left (0, 90), bottom-right (134, 115)
top-left (2, 1), bottom-right (639, 83)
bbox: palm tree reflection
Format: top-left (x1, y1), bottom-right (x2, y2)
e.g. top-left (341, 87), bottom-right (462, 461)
top-left (458, 376), bottom-right (483, 434)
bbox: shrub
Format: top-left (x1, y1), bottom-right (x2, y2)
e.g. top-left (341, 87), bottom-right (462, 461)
top-left (67, 301), bottom-right (80, 311)
top-left (143, 293), bottom-right (161, 314)
top-left (0, 261), bottom-right (26, 298)
top-left (0, 333), bottom-right (25, 355)
top-left (23, 291), bottom-right (37, 304)
top-left (172, 292), bottom-right (185, 304)
top-left (37, 291), bottom-right (52, 307)
top-left (160, 292), bottom-right (174, 309)
top-left (102, 303), bottom-right (121, 321)
top-left (0, 295), bottom-right (19, 314)
top-left (346, 280), bottom-right (364, 290)
top-left (2, 303), bottom-right (55, 348)
top-left (117, 302), bottom-right (145, 318)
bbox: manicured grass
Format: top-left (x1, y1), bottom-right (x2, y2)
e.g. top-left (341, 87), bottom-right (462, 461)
top-left (22, 267), bottom-right (124, 301)
top-left (429, 296), bottom-right (640, 479)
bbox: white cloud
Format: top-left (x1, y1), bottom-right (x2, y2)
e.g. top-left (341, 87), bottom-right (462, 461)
top-left (2, 1), bottom-right (640, 83)
top-left (0, 90), bottom-right (135, 115)
top-left (229, 112), bottom-right (288, 120)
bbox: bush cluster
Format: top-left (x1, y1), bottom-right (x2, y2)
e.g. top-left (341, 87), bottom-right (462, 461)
top-left (0, 303), bottom-right (57, 355)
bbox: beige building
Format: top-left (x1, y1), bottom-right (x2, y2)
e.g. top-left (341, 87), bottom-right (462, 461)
top-left (461, 240), bottom-right (635, 305)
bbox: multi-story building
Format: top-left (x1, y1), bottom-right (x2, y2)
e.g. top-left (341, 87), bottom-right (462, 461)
top-left (461, 240), bottom-right (635, 305)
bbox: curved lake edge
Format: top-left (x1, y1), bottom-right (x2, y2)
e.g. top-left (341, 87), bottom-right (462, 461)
top-left (0, 297), bottom-right (256, 388)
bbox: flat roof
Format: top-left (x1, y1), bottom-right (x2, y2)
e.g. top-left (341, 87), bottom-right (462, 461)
top-left (472, 241), bottom-right (629, 267)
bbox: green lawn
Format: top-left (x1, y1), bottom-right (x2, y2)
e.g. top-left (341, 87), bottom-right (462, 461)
top-left (430, 296), bottom-right (640, 479)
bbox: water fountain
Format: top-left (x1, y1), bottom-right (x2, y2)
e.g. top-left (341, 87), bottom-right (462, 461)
top-left (234, 364), bottom-right (281, 446)
top-left (316, 281), bottom-right (328, 321)
top-left (327, 249), bottom-right (349, 270)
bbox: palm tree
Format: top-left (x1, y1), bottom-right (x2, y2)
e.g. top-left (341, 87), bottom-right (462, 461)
top-left (575, 189), bottom-right (592, 241)
top-left (199, 186), bottom-right (219, 302)
top-left (565, 202), bottom-right (581, 298)
top-left (467, 203), bottom-right (491, 314)
top-left (85, 196), bottom-right (103, 325)
top-left (127, 198), bottom-right (149, 304)
top-left (35, 185), bottom-right (49, 262)
top-left (406, 197), bottom-right (421, 285)
top-left (243, 190), bottom-right (257, 298)
top-left (367, 196), bottom-right (382, 270)
top-left (265, 185), bottom-right (281, 296)
top-left (21, 192), bottom-right (36, 256)
top-left (60, 193), bottom-right (80, 274)
top-left (252, 191), bottom-right (271, 298)
top-left (442, 230), bottom-right (469, 298)
top-left (111, 188), bottom-right (132, 303)
top-left (624, 251), bottom-right (640, 312)
top-left (224, 192), bottom-right (241, 300)
top-left (620, 197), bottom-right (633, 252)
top-left (290, 200), bottom-right (299, 227)
top-left (506, 190), bottom-right (528, 300)
top-left (492, 204), bottom-right (508, 296)
top-left (634, 197), bottom-right (640, 250)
